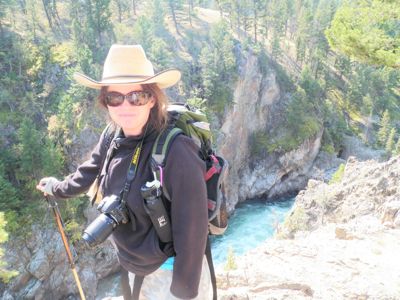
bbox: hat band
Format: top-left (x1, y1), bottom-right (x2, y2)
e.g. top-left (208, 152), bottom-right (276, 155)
top-left (102, 75), bottom-right (151, 80)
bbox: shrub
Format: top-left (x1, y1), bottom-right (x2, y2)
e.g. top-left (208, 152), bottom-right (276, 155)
top-left (224, 246), bottom-right (237, 271)
top-left (329, 164), bottom-right (345, 184)
top-left (280, 207), bottom-right (308, 236)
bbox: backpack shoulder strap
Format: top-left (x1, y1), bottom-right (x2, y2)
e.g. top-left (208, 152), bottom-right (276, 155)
top-left (88, 124), bottom-right (120, 205)
top-left (151, 127), bottom-right (183, 201)
top-left (152, 127), bottom-right (183, 166)
top-left (100, 125), bottom-right (120, 176)
top-left (150, 126), bottom-right (219, 300)
top-left (102, 123), bottom-right (115, 150)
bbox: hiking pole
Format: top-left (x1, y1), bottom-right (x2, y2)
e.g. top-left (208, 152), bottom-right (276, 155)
top-left (45, 196), bottom-right (86, 300)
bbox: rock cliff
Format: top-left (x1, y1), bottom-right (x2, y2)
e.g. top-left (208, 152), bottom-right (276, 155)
top-left (216, 155), bottom-right (400, 299)
top-left (2, 219), bottom-right (119, 300)
top-left (219, 50), bottom-right (325, 211)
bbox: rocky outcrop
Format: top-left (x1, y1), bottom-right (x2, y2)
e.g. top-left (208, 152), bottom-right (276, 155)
top-left (2, 208), bottom-right (119, 300)
top-left (219, 51), bottom-right (325, 211)
top-left (216, 155), bottom-right (400, 299)
top-left (340, 135), bottom-right (385, 162)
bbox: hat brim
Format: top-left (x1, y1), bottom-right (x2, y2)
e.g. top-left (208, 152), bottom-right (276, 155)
top-left (73, 69), bottom-right (181, 90)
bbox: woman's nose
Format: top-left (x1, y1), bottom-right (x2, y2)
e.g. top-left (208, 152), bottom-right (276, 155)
top-left (120, 98), bottom-right (132, 108)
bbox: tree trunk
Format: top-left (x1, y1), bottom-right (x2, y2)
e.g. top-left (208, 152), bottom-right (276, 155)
top-left (168, 0), bottom-right (180, 35)
top-left (188, 0), bottom-right (193, 27)
top-left (18, 0), bottom-right (28, 15)
top-left (0, 20), bottom-right (3, 38)
top-left (117, 0), bottom-right (122, 23)
top-left (30, 3), bottom-right (37, 40)
top-left (132, 0), bottom-right (137, 15)
top-left (51, 0), bottom-right (67, 37)
top-left (42, 0), bottom-right (54, 31)
top-left (253, 0), bottom-right (257, 43)
top-left (215, 0), bottom-right (223, 17)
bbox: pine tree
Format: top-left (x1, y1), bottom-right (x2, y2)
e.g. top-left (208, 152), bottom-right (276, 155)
top-left (326, 0), bottom-right (400, 68)
top-left (385, 128), bottom-right (396, 155)
top-left (132, 16), bottom-right (154, 52)
top-left (167, 0), bottom-right (182, 35)
top-left (149, 38), bottom-right (172, 69)
top-left (377, 110), bottom-right (390, 147)
top-left (0, 212), bottom-right (18, 283)
top-left (69, 0), bottom-right (114, 66)
top-left (149, 0), bottom-right (166, 36)
top-left (395, 138), bottom-right (400, 155)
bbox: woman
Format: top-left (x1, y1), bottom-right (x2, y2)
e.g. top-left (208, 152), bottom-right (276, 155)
top-left (37, 45), bottom-right (211, 300)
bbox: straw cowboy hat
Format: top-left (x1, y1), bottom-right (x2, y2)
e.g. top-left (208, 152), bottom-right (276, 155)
top-left (73, 44), bottom-right (181, 89)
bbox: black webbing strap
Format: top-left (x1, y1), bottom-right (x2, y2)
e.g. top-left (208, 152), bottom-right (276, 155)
top-left (101, 127), bottom-right (121, 177)
top-left (120, 269), bottom-right (144, 300)
top-left (120, 268), bottom-right (132, 300)
top-left (132, 275), bottom-right (144, 300)
top-left (205, 236), bottom-right (217, 300)
top-left (118, 126), bottom-right (149, 299)
top-left (119, 124), bottom-right (149, 231)
top-left (90, 124), bottom-right (120, 205)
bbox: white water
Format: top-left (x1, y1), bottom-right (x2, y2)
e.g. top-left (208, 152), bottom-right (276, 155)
top-left (211, 198), bottom-right (294, 265)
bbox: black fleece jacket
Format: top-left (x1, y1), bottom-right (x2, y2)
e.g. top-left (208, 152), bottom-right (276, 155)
top-left (52, 125), bottom-right (209, 299)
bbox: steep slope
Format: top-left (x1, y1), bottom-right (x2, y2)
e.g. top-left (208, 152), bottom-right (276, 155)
top-left (217, 156), bottom-right (400, 299)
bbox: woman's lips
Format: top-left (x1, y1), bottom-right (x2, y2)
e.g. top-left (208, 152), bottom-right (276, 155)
top-left (118, 114), bottom-right (136, 117)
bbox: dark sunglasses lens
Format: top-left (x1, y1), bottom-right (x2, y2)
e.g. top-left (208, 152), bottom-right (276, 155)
top-left (105, 93), bottom-right (124, 106)
top-left (126, 92), bottom-right (152, 106)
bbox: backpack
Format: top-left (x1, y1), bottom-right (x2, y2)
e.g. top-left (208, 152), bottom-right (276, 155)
top-left (150, 103), bottom-right (229, 236)
top-left (89, 104), bottom-right (229, 233)
top-left (146, 103), bottom-right (228, 300)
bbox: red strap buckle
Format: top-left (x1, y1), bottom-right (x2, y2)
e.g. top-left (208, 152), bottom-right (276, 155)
top-left (204, 155), bottom-right (221, 181)
top-left (208, 199), bottom-right (216, 210)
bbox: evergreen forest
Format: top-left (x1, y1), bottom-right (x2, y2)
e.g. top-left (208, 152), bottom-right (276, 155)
top-left (0, 0), bottom-right (399, 282)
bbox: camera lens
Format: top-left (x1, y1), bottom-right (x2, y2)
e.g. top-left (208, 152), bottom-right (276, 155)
top-left (82, 214), bottom-right (116, 247)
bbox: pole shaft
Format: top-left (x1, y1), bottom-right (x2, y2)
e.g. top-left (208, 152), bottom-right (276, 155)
top-left (47, 197), bottom-right (86, 300)
top-left (71, 268), bottom-right (86, 300)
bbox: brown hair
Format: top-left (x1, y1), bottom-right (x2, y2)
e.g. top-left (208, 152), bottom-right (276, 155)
top-left (98, 83), bottom-right (169, 133)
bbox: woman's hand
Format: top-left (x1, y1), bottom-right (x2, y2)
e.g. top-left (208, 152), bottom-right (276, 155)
top-left (36, 177), bottom-right (59, 196)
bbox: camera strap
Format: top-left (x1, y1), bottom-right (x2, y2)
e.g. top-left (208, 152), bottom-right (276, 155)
top-left (120, 123), bottom-right (149, 231)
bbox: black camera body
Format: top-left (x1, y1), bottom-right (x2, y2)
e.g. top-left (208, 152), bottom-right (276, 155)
top-left (82, 195), bottom-right (129, 247)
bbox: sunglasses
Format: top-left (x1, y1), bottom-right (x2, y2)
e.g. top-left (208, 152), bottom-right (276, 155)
top-left (105, 91), bottom-right (153, 107)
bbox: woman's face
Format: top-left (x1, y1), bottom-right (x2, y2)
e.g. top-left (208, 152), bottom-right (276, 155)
top-left (106, 84), bottom-right (155, 137)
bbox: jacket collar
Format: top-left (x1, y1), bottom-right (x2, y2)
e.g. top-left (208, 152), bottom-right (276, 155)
top-left (115, 125), bottom-right (158, 148)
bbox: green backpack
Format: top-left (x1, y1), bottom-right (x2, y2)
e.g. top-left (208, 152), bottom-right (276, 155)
top-left (150, 103), bottom-right (228, 236)
top-left (89, 103), bottom-right (229, 233)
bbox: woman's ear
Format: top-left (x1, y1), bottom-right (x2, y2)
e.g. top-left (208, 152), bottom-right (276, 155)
top-left (148, 97), bottom-right (156, 109)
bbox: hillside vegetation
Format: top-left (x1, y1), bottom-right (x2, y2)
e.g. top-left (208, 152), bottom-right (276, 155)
top-left (0, 0), bottom-right (399, 283)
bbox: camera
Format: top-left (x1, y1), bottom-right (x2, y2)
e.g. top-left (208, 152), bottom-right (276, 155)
top-left (82, 195), bottom-right (129, 247)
